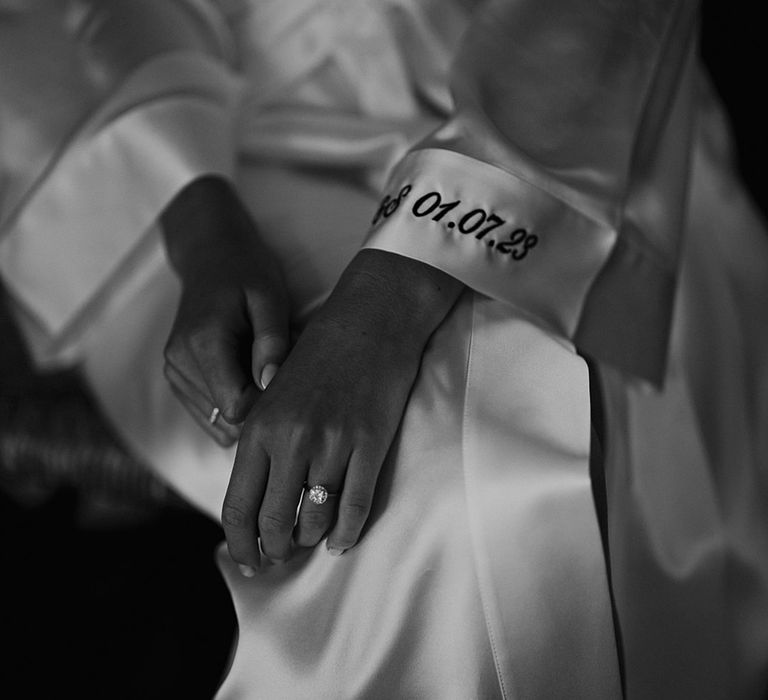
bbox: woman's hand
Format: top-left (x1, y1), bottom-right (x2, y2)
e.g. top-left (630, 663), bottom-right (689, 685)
top-left (222, 249), bottom-right (463, 570)
top-left (161, 176), bottom-right (290, 446)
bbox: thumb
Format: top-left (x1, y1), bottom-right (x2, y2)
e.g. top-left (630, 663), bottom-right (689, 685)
top-left (245, 291), bottom-right (290, 390)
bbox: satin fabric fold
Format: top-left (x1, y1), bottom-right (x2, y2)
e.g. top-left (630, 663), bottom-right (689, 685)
top-left (600, 85), bottom-right (768, 698)
top-left (0, 52), bottom-right (240, 346)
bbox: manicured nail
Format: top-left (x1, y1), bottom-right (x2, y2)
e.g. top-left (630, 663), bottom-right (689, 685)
top-left (238, 564), bottom-right (257, 578)
top-left (327, 546), bottom-right (345, 557)
top-left (259, 363), bottom-right (279, 390)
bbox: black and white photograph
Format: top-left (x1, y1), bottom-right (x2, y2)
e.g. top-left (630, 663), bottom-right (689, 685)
top-left (1, 1), bottom-right (766, 698)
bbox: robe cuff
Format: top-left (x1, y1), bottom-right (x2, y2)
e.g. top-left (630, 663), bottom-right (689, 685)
top-left (363, 148), bottom-right (615, 340)
top-left (0, 51), bottom-right (243, 340)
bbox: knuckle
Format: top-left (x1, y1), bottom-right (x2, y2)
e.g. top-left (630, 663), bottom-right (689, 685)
top-left (275, 422), bottom-right (315, 454)
top-left (167, 382), bottom-right (188, 408)
top-left (162, 360), bottom-right (176, 383)
top-left (163, 337), bottom-right (184, 368)
top-left (355, 421), bottom-right (381, 446)
top-left (254, 332), bottom-right (288, 357)
top-left (253, 321), bottom-right (286, 343)
top-left (321, 423), bottom-right (345, 446)
top-left (258, 510), bottom-right (294, 537)
top-left (187, 324), bottom-right (216, 355)
top-left (248, 422), bottom-right (272, 448)
top-left (218, 401), bottom-right (242, 424)
top-left (339, 492), bottom-right (372, 522)
top-left (221, 496), bottom-right (253, 530)
top-left (300, 509), bottom-right (330, 532)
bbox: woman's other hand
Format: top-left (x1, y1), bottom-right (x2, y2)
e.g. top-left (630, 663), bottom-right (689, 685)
top-left (222, 249), bottom-right (463, 569)
top-left (161, 176), bottom-right (290, 446)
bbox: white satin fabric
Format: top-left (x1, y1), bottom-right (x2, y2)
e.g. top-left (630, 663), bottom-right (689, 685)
top-left (601, 86), bottom-right (768, 698)
top-left (1, 1), bottom-right (767, 698)
top-left (218, 293), bottom-right (619, 699)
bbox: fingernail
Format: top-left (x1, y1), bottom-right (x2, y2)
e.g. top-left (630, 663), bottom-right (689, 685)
top-left (259, 363), bottom-right (279, 390)
top-left (327, 546), bottom-right (345, 557)
top-left (238, 564), bottom-right (257, 578)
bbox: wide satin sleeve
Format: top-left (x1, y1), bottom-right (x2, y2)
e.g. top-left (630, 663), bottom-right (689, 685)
top-left (364, 0), bottom-right (701, 382)
top-left (0, 0), bottom-right (242, 363)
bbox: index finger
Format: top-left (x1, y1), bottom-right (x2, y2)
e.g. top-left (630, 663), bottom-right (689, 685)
top-left (223, 437), bottom-right (270, 570)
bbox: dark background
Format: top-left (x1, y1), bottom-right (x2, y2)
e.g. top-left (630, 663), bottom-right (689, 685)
top-left (0, 5), bottom-right (766, 699)
top-left (700, 3), bottom-right (767, 220)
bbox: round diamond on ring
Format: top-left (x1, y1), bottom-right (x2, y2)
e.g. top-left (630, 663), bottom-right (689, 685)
top-left (307, 484), bottom-right (329, 505)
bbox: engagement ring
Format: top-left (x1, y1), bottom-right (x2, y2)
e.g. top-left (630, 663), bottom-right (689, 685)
top-left (307, 484), bottom-right (331, 505)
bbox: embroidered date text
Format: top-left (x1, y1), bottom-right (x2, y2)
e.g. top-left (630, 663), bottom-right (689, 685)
top-left (372, 184), bottom-right (538, 261)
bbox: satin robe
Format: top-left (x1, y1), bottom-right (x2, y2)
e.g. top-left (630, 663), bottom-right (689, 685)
top-left (1, 1), bottom-right (766, 697)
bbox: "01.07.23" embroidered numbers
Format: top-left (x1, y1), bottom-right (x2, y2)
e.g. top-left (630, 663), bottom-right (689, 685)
top-left (371, 184), bottom-right (538, 262)
top-left (371, 185), bottom-right (539, 260)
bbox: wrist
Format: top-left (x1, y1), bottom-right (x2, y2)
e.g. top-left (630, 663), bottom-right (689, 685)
top-left (160, 175), bottom-right (241, 279)
top-left (326, 249), bottom-right (464, 351)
